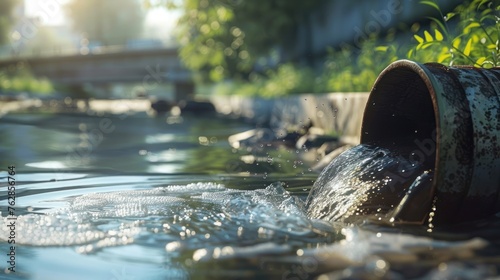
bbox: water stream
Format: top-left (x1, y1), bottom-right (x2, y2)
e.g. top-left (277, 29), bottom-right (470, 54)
top-left (306, 144), bottom-right (433, 224)
top-left (1, 111), bottom-right (500, 279)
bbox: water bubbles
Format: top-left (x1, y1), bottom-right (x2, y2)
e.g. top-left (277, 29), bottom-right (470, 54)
top-left (198, 136), bottom-right (209, 146)
top-left (438, 262), bottom-right (448, 271)
top-left (375, 259), bottom-right (388, 270)
top-left (78, 123), bottom-right (87, 131)
top-left (266, 157), bottom-right (273, 164)
top-left (192, 248), bottom-right (208, 262)
top-left (257, 227), bottom-right (275, 238)
top-left (166, 241), bottom-right (181, 252)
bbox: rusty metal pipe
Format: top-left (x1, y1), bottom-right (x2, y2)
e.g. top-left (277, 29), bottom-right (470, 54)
top-left (361, 59), bottom-right (500, 223)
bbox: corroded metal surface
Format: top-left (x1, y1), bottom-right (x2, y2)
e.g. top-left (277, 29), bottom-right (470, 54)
top-left (448, 67), bottom-right (500, 220)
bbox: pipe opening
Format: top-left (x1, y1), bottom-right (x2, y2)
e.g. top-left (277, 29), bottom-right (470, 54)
top-left (361, 63), bottom-right (437, 168)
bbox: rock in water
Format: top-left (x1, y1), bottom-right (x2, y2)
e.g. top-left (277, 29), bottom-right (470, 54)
top-left (306, 144), bottom-right (433, 223)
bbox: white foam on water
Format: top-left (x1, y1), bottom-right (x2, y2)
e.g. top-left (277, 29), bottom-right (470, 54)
top-left (278, 225), bottom-right (490, 279)
top-left (0, 179), bottom-right (494, 279)
top-left (0, 182), bottom-right (332, 255)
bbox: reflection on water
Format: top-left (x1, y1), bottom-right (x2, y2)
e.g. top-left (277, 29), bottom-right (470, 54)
top-left (0, 112), bottom-right (300, 175)
top-left (1, 112), bottom-right (500, 279)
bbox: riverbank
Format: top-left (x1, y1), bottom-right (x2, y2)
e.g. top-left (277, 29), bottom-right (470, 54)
top-left (210, 92), bottom-right (368, 143)
top-left (1, 93), bottom-right (369, 140)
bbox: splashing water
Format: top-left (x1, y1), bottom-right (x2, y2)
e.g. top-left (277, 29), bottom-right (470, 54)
top-left (2, 111), bottom-right (499, 279)
top-left (0, 182), bottom-right (334, 254)
top-left (0, 174), bottom-right (498, 279)
top-left (306, 144), bottom-right (432, 223)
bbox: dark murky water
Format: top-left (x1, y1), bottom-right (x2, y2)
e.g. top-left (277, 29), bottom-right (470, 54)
top-left (1, 111), bottom-right (500, 279)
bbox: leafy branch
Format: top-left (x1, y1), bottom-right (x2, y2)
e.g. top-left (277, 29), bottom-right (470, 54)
top-left (408, 0), bottom-right (500, 67)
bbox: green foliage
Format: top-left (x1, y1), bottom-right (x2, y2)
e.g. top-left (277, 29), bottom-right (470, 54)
top-left (66, 0), bottom-right (145, 45)
top-left (221, 0), bottom-right (500, 97)
top-left (0, 66), bottom-right (54, 94)
top-left (214, 63), bottom-right (317, 98)
top-left (319, 39), bottom-right (401, 92)
top-left (168, 0), bottom-right (325, 82)
top-left (165, 0), bottom-right (499, 97)
top-left (0, 0), bottom-right (19, 45)
top-left (408, 0), bottom-right (500, 67)
top-left (214, 36), bottom-right (401, 97)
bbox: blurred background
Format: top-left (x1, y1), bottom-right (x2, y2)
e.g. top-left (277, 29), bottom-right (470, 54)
top-left (0, 0), bottom-right (496, 102)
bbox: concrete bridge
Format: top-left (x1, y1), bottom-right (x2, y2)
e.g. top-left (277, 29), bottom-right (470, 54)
top-left (0, 47), bottom-right (194, 100)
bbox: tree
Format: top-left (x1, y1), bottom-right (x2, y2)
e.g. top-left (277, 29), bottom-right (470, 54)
top-left (65, 0), bottom-right (145, 46)
top-left (165, 0), bottom-right (326, 82)
top-left (0, 0), bottom-right (19, 45)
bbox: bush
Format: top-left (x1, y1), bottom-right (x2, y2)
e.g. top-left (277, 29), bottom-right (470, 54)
top-left (213, 0), bottom-right (498, 97)
top-left (0, 65), bottom-right (54, 95)
top-left (408, 0), bottom-right (500, 67)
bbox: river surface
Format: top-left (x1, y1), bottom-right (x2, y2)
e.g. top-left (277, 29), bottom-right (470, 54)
top-left (1, 109), bottom-right (500, 279)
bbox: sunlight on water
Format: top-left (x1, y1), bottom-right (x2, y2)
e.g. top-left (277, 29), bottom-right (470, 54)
top-left (25, 161), bottom-right (68, 169)
top-left (0, 174), bottom-right (498, 279)
top-left (145, 133), bottom-right (177, 144)
top-left (0, 182), bottom-right (333, 252)
top-left (2, 112), bottom-right (499, 279)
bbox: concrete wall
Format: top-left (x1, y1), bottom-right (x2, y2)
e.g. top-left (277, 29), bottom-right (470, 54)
top-left (211, 92), bottom-right (369, 143)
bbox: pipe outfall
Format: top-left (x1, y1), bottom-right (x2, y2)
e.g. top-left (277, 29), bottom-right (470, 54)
top-left (307, 60), bottom-right (500, 225)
